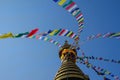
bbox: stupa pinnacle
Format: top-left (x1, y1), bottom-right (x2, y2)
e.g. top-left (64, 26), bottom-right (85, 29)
top-left (54, 41), bottom-right (90, 80)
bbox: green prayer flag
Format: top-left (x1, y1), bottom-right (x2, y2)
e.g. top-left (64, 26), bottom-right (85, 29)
top-left (63, 0), bottom-right (72, 8)
top-left (111, 32), bottom-right (120, 37)
top-left (15, 32), bottom-right (29, 38)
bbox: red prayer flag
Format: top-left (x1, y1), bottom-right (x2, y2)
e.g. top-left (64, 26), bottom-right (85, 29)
top-left (27, 28), bottom-right (39, 37)
top-left (59, 29), bottom-right (65, 36)
top-left (66, 2), bottom-right (75, 10)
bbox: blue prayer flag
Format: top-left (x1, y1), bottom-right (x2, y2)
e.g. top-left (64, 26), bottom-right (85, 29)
top-left (53, 0), bottom-right (59, 2)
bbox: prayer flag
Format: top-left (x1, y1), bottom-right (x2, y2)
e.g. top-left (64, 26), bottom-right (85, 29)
top-left (63, 0), bottom-right (72, 8)
top-left (15, 32), bottom-right (29, 38)
top-left (68, 4), bottom-right (77, 12)
top-left (27, 28), bottom-right (39, 37)
top-left (59, 29), bottom-right (65, 36)
top-left (111, 32), bottom-right (120, 37)
top-left (76, 13), bottom-right (83, 20)
top-left (71, 7), bottom-right (80, 16)
top-left (58, 0), bottom-right (66, 6)
top-left (0, 32), bottom-right (13, 39)
top-left (49, 29), bottom-right (59, 36)
top-left (54, 29), bottom-right (62, 35)
top-left (71, 7), bottom-right (79, 14)
top-left (48, 30), bottom-right (52, 33)
top-left (70, 33), bottom-right (76, 38)
top-left (96, 33), bottom-right (102, 38)
top-left (61, 29), bottom-right (69, 36)
top-left (64, 31), bottom-right (70, 36)
top-left (65, 2), bottom-right (75, 10)
top-left (66, 31), bottom-right (73, 37)
top-left (53, 0), bottom-right (59, 2)
top-left (78, 17), bottom-right (84, 23)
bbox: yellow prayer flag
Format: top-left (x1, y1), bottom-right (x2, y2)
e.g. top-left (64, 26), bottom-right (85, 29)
top-left (0, 32), bottom-right (13, 39)
top-left (78, 17), bottom-right (84, 23)
top-left (49, 30), bottom-right (59, 36)
top-left (79, 26), bottom-right (84, 28)
top-left (58, 0), bottom-right (66, 6)
top-left (66, 31), bottom-right (73, 37)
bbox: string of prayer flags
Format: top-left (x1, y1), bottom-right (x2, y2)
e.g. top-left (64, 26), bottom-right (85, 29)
top-left (34, 30), bottom-right (52, 38)
top-left (49, 29), bottom-right (61, 36)
top-left (0, 29), bottom-right (62, 48)
top-left (38, 30), bottom-right (52, 36)
top-left (77, 57), bottom-right (120, 80)
top-left (83, 56), bottom-right (120, 64)
top-left (109, 32), bottom-right (120, 38)
top-left (53, 0), bottom-right (84, 35)
top-left (59, 29), bottom-right (68, 36)
top-left (87, 35), bottom-right (95, 40)
top-left (86, 32), bottom-right (120, 41)
top-left (79, 49), bottom-right (85, 57)
top-left (86, 33), bottom-right (103, 40)
top-left (78, 58), bottom-right (119, 80)
top-left (48, 29), bottom-right (79, 40)
top-left (36, 36), bottom-right (62, 47)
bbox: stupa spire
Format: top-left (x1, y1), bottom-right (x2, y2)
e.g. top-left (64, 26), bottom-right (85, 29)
top-left (54, 41), bottom-right (90, 80)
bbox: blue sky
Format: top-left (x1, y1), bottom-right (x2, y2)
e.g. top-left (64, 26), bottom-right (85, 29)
top-left (0, 0), bottom-right (120, 80)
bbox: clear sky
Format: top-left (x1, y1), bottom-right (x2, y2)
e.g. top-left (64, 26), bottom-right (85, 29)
top-left (0, 0), bottom-right (120, 80)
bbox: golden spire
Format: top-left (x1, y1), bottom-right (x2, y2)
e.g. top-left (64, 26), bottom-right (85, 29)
top-left (54, 41), bottom-right (90, 80)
